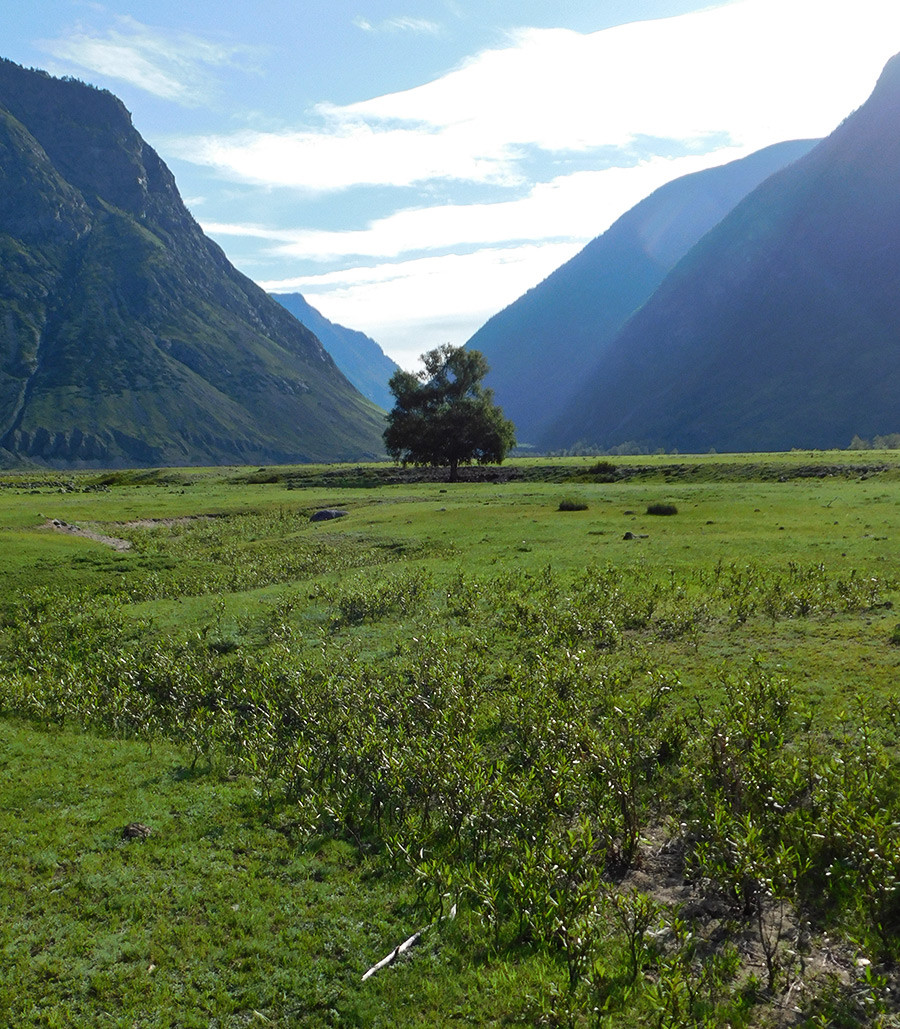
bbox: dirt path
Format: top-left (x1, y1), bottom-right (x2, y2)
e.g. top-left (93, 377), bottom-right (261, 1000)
top-left (41, 513), bottom-right (220, 550)
top-left (42, 518), bottom-right (131, 551)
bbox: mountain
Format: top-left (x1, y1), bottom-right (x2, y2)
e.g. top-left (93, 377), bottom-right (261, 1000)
top-left (465, 140), bottom-right (817, 444)
top-left (544, 54), bottom-right (900, 454)
top-left (272, 293), bottom-right (399, 410)
top-left (0, 59), bottom-right (386, 469)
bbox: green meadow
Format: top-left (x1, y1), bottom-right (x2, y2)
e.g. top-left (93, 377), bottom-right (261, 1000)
top-left (2, 453), bottom-right (900, 1027)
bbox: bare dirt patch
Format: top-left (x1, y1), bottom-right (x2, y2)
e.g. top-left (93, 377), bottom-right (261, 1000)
top-left (42, 519), bottom-right (131, 551)
top-left (42, 513), bottom-right (224, 550)
top-left (620, 828), bottom-right (876, 1027)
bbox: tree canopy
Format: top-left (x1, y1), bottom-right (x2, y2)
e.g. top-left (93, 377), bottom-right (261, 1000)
top-left (383, 345), bottom-right (516, 481)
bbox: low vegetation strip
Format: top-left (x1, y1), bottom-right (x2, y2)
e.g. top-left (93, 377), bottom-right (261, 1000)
top-left (231, 457), bottom-right (900, 488)
top-left (1, 451), bottom-right (898, 492)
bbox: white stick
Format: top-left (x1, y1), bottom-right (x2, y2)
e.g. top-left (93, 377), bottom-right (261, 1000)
top-left (361, 929), bottom-right (424, 981)
top-left (361, 904), bottom-right (457, 981)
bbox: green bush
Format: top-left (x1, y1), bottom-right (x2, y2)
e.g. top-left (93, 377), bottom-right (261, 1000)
top-left (558, 498), bottom-right (588, 512)
top-left (647, 502), bottom-right (678, 516)
top-left (586, 460), bottom-right (619, 482)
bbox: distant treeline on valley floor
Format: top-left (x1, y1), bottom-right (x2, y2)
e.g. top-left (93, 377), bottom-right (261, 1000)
top-left (848, 432), bottom-right (900, 450)
top-left (546, 432), bottom-right (900, 458)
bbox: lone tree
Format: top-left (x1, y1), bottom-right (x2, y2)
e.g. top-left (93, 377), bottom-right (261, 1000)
top-left (384, 344), bottom-right (516, 482)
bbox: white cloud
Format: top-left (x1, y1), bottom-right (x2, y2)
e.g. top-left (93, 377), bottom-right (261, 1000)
top-left (353, 16), bottom-right (442, 35)
top-left (264, 244), bottom-right (585, 368)
top-left (175, 0), bottom-right (900, 189)
top-left (203, 147), bottom-right (752, 261)
top-left (39, 16), bottom-right (259, 105)
top-left (345, 0), bottom-right (900, 148)
top-left (180, 121), bottom-right (521, 190)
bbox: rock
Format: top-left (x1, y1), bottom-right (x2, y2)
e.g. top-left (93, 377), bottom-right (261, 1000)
top-left (122, 822), bottom-right (153, 840)
top-left (310, 508), bottom-right (348, 523)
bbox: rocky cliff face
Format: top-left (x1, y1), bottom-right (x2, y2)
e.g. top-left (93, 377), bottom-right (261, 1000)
top-left (0, 60), bottom-right (385, 468)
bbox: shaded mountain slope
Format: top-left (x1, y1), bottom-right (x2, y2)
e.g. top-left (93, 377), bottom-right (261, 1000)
top-left (0, 59), bottom-right (385, 468)
top-left (545, 55), bottom-right (900, 454)
top-left (465, 140), bottom-right (817, 444)
top-left (272, 293), bottom-right (399, 410)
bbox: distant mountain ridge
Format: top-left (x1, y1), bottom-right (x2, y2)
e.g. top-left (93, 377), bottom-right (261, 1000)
top-left (0, 59), bottom-right (385, 469)
top-left (272, 293), bottom-right (399, 410)
top-left (543, 52), bottom-right (900, 453)
top-left (465, 140), bottom-right (818, 444)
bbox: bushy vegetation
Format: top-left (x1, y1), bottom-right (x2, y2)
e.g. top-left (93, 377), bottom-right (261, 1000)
top-left (384, 345), bottom-right (515, 482)
top-left (849, 433), bottom-right (900, 450)
top-left (1, 456), bottom-right (899, 1026)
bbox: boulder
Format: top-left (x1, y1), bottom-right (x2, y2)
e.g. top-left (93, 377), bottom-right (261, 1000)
top-left (310, 509), bottom-right (348, 523)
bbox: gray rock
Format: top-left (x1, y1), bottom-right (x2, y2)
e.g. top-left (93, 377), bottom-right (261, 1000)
top-left (310, 509), bottom-right (348, 523)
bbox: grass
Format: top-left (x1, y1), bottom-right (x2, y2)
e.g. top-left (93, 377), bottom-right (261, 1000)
top-left (1, 451), bottom-right (900, 1026)
top-left (0, 719), bottom-right (544, 1028)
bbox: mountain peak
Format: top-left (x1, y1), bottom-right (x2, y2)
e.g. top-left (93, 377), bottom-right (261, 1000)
top-left (464, 139), bottom-right (817, 444)
top-left (871, 49), bottom-right (900, 94)
top-left (0, 59), bottom-right (158, 215)
top-left (544, 53), bottom-right (900, 453)
top-left (0, 59), bottom-right (385, 468)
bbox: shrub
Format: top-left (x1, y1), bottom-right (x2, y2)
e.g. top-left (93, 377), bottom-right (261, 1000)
top-left (586, 460), bottom-right (619, 482)
top-left (558, 498), bottom-right (589, 512)
top-left (647, 503), bottom-right (678, 516)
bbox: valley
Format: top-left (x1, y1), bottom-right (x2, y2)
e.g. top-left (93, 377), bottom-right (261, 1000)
top-left (2, 24), bottom-right (900, 1028)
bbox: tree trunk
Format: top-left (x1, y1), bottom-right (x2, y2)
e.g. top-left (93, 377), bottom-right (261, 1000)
top-left (448, 459), bottom-right (459, 482)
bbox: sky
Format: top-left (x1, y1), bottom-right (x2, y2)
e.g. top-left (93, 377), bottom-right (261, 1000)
top-left (4, 1), bottom-right (900, 368)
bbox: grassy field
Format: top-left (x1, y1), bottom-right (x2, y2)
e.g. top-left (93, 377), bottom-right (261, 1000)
top-left (1, 452), bottom-right (900, 1027)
